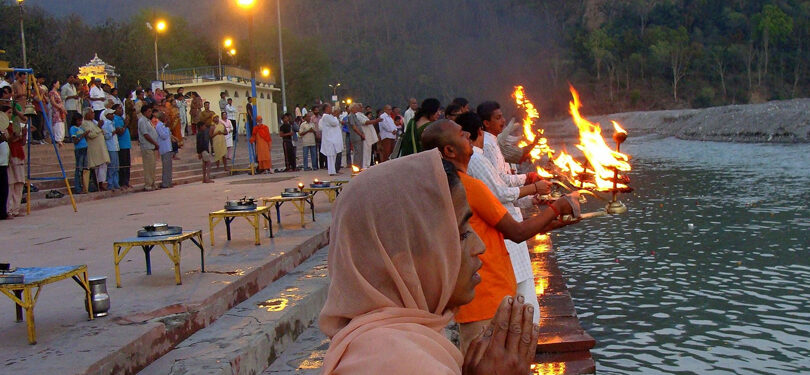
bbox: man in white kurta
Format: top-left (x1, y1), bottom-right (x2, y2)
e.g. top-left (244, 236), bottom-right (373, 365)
top-left (478, 101), bottom-right (542, 322)
top-left (318, 104), bottom-right (343, 175)
top-left (355, 110), bottom-right (379, 169)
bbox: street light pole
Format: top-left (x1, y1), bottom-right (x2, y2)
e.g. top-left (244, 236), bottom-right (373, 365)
top-left (154, 34), bottom-right (160, 81)
top-left (276, 0), bottom-right (287, 113)
top-left (18, 0), bottom-right (27, 68)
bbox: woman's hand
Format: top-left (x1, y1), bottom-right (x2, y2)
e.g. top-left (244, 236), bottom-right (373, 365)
top-left (463, 295), bottom-right (539, 375)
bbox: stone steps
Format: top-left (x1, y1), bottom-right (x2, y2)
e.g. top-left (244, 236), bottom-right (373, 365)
top-left (22, 134), bottom-right (297, 211)
top-left (139, 248), bottom-right (330, 375)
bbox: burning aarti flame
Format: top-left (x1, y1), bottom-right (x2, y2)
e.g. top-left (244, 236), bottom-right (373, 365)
top-left (351, 165), bottom-right (360, 173)
top-left (512, 86), bottom-right (554, 177)
top-left (568, 85), bottom-right (631, 191)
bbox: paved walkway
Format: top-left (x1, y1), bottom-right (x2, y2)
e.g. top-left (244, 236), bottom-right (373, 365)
top-left (0, 168), bottom-right (346, 374)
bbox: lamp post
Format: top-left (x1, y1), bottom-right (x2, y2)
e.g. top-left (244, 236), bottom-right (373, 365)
top-left (237, 0), bottom-right (258, 165)
top-left (146, 20), bottom-right (167, 81)
top-left (329, 83), bottom-right (341, 103)
top-left (276, 0), bottom-right (287, 113)
top-left (218, 37), bottom-right (234, 79)
top-left (17, 0), bottom-right (27, 68)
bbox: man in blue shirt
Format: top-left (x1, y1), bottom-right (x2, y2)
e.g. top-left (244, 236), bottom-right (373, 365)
top-left (102, 110), bottom-right (120, 190)
top-left (113, 104), bottom-right (131, 189)
top-left (69, 115), bottom-right (88, 193)
top-left (155, 111), bottom-right (173, 188)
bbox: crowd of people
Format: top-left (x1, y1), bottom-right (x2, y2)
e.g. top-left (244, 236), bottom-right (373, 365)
top-left (318, 97), bottom-right (585, 374)
top-left (1, 74), bottom-right (581, 371)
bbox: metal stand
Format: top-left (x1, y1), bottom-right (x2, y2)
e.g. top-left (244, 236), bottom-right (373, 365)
top-left (229, 112), bottom-right (255, 175)
top-left (1, 67), bottom-right (77, 214)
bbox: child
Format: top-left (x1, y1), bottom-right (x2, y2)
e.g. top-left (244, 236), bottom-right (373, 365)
top-left (196, 121), bottom-right (213, 183)
top-left (69, 116), bottom-right (88, 193)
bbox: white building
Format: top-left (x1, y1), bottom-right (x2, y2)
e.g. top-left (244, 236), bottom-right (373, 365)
top-left (163, 65), bottom-right (280, 133)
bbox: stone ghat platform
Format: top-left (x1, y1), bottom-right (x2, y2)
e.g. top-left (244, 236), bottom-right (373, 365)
top-left (0, 170), bottom-right (339, 375)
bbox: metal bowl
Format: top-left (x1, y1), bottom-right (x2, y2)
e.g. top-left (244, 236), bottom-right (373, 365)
top-left (143, 223), bottom-right (169, 231)
top-left (284, 187), bottom-right (299, 193)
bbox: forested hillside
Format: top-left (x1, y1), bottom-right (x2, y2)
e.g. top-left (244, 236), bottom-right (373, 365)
top-left (3, 0), bottom-right (809, 117)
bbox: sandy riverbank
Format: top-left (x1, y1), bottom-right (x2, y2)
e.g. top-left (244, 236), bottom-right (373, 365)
top-left (542, 98), bottom-right (810, 143)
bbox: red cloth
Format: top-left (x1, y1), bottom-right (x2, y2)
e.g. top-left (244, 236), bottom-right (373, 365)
top-left (252, 124), bottom-right (271, 143)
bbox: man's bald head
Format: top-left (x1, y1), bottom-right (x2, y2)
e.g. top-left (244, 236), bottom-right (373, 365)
top-left (421, 119), bottom-right (473, 172)
top-left (421, 119), bottom-right (458, 152)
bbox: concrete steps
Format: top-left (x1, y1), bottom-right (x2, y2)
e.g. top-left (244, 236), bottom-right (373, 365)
top-left (140, 248), bottom-right (330, 375)
top-left (23, 134), bottom-right (294, 211)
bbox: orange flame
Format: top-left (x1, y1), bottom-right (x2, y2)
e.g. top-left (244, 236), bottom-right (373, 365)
top-left (531, 362), bottom-right (567, 375)
top-left (351, 165), bottom-right (360, 173)
top-left (536, 166), bottom-right (553, 179)
top-left (568, 85), bottom-right (630, 190)
top-left (613, 121), bottom-right (627, 134)
top-left (512, 86), bottom-right (552, 160)
top-left (552, 151), bottom-right (588, 178)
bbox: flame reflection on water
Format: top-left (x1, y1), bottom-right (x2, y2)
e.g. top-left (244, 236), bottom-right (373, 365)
top-left (257, 298), bottom-right (288, 312)
top-left (530, 362), bottom-right (566, 375)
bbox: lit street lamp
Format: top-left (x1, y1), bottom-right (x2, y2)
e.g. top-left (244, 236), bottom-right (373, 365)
top-left (261, 67), bottom-right (271, 78)
top-left (329, 83), bottom-right (341, 103)
top-left (146, 19), bottom-right (168, 81)
top-left (218, 37), bottom-right (234, 79)
top-left (17, 0), bottom-right (27, 68)
top-left (237, 0), bottom-right (258, 166)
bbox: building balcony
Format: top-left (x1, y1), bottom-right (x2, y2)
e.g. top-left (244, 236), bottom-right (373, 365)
top-left (161, 65), bottom-right (275, 86)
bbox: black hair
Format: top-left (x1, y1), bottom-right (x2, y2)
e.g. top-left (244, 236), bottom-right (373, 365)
top-left (441, 158), bottom-right (461, 189)
top-left (140, 104), bottom-right (152, 114)
top-left (415, 98), bottom-right (440, 120)
top-left (455, 112), bottom-right (484, 141)
top-left (451, 97), bottom-right (469, 107)
top-left (476, 101), bottom-right (501, 122)
top-left (136, 89), bottom-right (144, 96)
top-left (445, 103), bottom-right (461, 117)
top-left (111, 104), bottom-right (121, 111)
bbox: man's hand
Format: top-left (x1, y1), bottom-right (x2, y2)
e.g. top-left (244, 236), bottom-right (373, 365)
top-left (524, 171), bottom-right (543, 185)
top-left (462, 295), bottom-right (539, 375)
top-left (533, 180), bottom-right (552, 195)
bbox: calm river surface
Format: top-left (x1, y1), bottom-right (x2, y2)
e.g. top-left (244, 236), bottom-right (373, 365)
top-left (552, 135), bottom-right (810, 374)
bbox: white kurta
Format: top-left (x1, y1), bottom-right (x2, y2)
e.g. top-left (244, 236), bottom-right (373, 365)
top-left (467, 147), bottom-right (533, 283)
top-left (483, 131), bottom-right (526, 187)
top-left (319, 114), bottom-right (343, 156)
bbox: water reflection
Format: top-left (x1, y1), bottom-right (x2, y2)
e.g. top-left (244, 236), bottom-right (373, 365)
top-left (553, 137), bottom-right (810, 374)
top-left (530, 362), bottom-right (566, 375)
top-left (257, 298), bottom-right (288, 312)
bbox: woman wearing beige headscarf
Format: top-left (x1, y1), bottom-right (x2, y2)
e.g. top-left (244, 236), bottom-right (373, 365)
top-left (320, 150), bottom-right (539, 375)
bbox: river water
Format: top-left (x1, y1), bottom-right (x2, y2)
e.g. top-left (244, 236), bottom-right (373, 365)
top-left (551, 135), bottom-right (810, 374)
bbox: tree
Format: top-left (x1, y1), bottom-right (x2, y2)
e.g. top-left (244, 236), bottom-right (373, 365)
top-left (754, 4), bottom-right (793, 86)
top-left (585, 28), bottom-right (615, 80)
top-left (650, 26), bottom-right (696, 101)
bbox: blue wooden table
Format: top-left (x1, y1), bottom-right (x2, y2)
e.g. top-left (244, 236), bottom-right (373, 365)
top-left (0, 265), bottom-right (93, 344)
top-left (113, 230), bottom-right (204, 287)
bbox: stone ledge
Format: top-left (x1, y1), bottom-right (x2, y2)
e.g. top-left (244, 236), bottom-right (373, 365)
top-left (140, 249), bottom-right (330, 375)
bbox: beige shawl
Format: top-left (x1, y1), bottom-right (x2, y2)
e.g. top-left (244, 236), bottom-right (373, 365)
top-left (320, 150), bottom-right (464, 374)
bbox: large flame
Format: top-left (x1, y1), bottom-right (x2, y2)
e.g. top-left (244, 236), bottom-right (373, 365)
top-left (512, 86), bottom-right (554, 177)
top-left (568, 85), bottom-right (630, 190)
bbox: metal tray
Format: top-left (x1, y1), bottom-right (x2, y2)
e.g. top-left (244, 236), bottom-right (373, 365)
top-left (281, 192), bottom-right (308, 198)
top-left (137, 225), bottom-right (183, 237)
top-left (0, 274), bottom-right (24, 284)
top-left (225, 203), bottom-right (258, 211)
top-left (310, 183), bottom-right (332, 188)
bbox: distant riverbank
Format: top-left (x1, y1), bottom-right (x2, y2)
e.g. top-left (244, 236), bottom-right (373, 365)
top-left (542, 99), bottom-right (810, 143)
